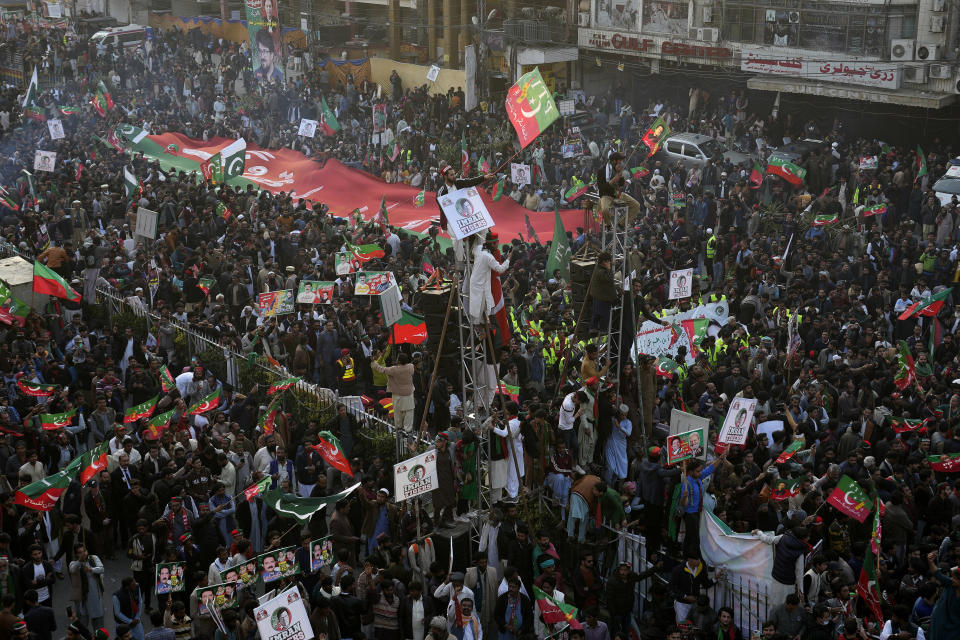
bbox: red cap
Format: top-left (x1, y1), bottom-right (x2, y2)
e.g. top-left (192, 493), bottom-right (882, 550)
top-left (441, 165), bottom-right (453, 176)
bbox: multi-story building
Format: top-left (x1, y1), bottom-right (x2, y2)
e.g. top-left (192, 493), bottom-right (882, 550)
top-left (575, 0), bottom-right (958, 112)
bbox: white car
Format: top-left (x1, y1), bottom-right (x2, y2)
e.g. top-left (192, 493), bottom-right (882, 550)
top-left (933, 165), bottom-right (960, 207)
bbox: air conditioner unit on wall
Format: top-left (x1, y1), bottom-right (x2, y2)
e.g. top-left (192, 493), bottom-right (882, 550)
top-left (904, 64), bottom-right (928, 83)
top-left (578, 12), bottom-right (590, 27)
top-left (954, 70), bottom-right (960, 93)
top-left (788, 11), bottom-right (800, 23)
top-left (917, 43), bottom-right (941, 60)
top-left (930, 63), bottom-right (952, 79)
top-left (696, 27), bottom-right (719, 42)
top-left (930, 16), bottom-right (945, 33)
top-left (891, 39), bottom-right (915, 61)
top-left (702, 6), bottom-right (713, 23)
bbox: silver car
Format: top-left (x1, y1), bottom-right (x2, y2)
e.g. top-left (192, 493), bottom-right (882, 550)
top-left (656, 133), bottom-right (751, 168)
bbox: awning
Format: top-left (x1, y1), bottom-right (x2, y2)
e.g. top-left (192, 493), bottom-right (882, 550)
top-left (747, 76), bottom-right (956, 109)
top-left (516, 46), bottom-right (579, 66)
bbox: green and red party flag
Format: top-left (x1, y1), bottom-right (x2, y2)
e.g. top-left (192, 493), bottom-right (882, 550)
top-left (76, 441), bottom-right (110, 485)
top-left (319, 96), bottom-right (341, 136)
top-left (33, 261), bottom-right (81, 302)
top-left (268, 377), bottom-right (300, 395)
top-left (124, 395), bottom-right (158, 423)
top-left (40, 408), bottom-right (76, 430)
top-left (857, 498), bottom-right (885, 625)
top-left (345, 242), bottom-right (385, 263)
top-left (766, 158), bottom-right (806, 186)
top-left (630, 166), bottom-right (650, 180)
top-left (160, 366), bottom-right (176, 393)
top-left (888, 417), bottom-right (927, 434)
top-left (313, 431), bottom-right (354, 476)
top-left (244, 476), bottom-right (272, 502)
top-left (58, 105), bottom-right (79, 116)
top-left (827, 475), bottom-right (873, 523)
top-left (258, 400), bottom-right (281, 435)
top-left (0, 186), bottom-right (19, 212)
top-left (749, 161), bottom-right (764, 189)
top-left (413, 190), bottom-right (426, 207)
top-left (533, 586), bottom-right (582, 629)
top-left (504, 68), bottom-right (560, 149)
top-left (15, 467), bottom-right (75, 510)
top-left (198, 278), bottom-right (215, 296)
top-left (775, 440), bottom-right (804, 464)
top-left (492, 178), bottom-right (505, 201)
top-left (17, 377), bottom-right (57, 397)
top-left (812, 214), bottom-right (838, 227)
top-left (388, 311), bottom-right (427, 345)
top-left (916, 145), bottom-right (928, 179)
top-left (187, 388), bottom-right (221, 415)
top-left (927, 453), bottom-right (960, 472)
top-left (460, 131), bottom-right (470, 174)
top-left (894, 340), bottom-right (917, 391)
top-left (0, 282), bottom-right (29, 326)
top-left (564, 176), bottom-right (588, 201)
top-left (90, 79), bottom-right (114, 118)
top-left (654, 355), bottom-right (679, 378)
top-left (144, 408), bottom-right (176, 439)
top-left (215, 202), bottom-right (232, 220)
top-left (770, 477), bottom-right (804, 501)
top-left (898, 288), bottom-right (952, 320)
top-left (862, 203), bottom-right (887, 217)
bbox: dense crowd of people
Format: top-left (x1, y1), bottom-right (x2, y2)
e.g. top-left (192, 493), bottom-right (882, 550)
top-left (0, 11), bottom-right (959, 640)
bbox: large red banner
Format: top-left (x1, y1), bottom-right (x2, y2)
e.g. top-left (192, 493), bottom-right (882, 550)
top-left (143, 132), bottom-right (584, 244)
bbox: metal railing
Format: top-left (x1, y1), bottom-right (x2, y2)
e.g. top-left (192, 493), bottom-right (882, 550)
top-left (712, 573), bottom-right (770, 637)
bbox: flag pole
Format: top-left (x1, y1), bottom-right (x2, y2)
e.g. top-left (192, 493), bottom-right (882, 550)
top-left (415, 274), bottom-right (459, 450)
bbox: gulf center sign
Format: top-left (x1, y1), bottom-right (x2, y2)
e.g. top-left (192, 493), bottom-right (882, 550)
top-left (578, 28), bottom-right (734, 61)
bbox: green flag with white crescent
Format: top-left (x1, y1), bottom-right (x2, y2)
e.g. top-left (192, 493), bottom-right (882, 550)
top-left (260, 482), bottom-right (360, 523)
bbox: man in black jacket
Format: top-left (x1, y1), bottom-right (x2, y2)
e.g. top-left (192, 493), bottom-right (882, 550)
top-left (668, 552), bottom-right (713, 624)
top-left (332, 574), bottom-right (366, 640)
top-left (19, 546), bottom-right (55, 608)
top-left (400, 580), bottom-right (435, 640)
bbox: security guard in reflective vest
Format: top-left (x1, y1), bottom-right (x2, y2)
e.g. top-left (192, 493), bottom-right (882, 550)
top-left (337, 348), bottom-right (357, 395)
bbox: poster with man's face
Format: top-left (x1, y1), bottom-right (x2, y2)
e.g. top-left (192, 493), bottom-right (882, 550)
top-left (667, 428), bottom-right (704, 465)
top-left (34, 150), bottom-right (57, 172)
top-left (245, 0), bottom-right (284, 86)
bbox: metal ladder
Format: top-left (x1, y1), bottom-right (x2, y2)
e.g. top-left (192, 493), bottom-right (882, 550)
top-left (456, 246), bottom-right (495, 515)
top-left (602, 200), bottom-right (630, 401)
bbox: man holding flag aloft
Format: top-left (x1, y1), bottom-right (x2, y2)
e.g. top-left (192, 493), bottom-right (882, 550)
top-left (437, 165), bottom-right (496, 263)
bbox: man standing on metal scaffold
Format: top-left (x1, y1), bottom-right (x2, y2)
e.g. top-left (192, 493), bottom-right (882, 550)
top-left (597, 152), bottom-right (642, 224)
top-left (467, 230), bottom-right (511, 410)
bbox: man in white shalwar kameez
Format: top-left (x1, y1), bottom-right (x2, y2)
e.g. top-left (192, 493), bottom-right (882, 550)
top-left (492, 402), bottom-right (524, 500)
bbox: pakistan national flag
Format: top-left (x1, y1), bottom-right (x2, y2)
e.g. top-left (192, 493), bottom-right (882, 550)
top-left (545, 209), bottom-right (571, 281)
top-left (124, 166), bottom-right (141, 199)
top-left (261, 482), bottom-right (361, 523)
top-left (220, 138), bottom-right (247, 179)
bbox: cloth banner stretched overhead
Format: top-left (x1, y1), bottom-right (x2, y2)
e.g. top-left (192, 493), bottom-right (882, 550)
top-left (125, 131), bottom-right (584, 244)
top-left (700, 508), bottom-right (773, 636)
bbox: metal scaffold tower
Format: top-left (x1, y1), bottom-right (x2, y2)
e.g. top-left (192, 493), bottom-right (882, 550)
top-left (454, 243), bottom-right (496, 542)
top-left (602, 200), bottom-right (631, 400)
